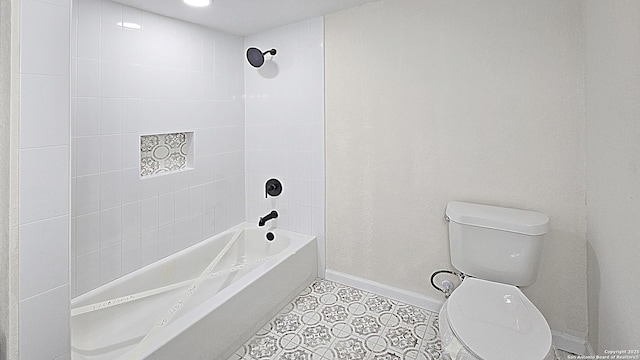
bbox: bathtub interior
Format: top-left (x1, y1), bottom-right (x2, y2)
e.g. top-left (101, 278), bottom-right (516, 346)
top-left (73, 224), bottom-right (290, 308)
top-left (71, 223), bottom-right (305, 359)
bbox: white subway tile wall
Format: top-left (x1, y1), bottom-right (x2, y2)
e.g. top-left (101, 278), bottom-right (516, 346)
top-left (244, 18), bottom-right (325, 276)
top-left (19, 0), bottom-right (71, 358)
top-left (71, 0), bottom-right (245, 297)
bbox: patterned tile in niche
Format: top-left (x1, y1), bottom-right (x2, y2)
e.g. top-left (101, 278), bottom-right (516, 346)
top-left (140, 132), bottom-right (188, 177)
top-left (321, 304), bottom-right (349, 323)
top-left (140, 157), bottom-right (159, 176)
top-left (351, 315), bottom-right (382, 336)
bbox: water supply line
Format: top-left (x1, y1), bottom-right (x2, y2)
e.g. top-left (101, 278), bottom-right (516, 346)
top-left (430, 270), bottom-right (465, 298)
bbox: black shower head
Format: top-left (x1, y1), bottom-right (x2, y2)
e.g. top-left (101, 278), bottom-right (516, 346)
top-left (247, 47), bottom-right (277, 68)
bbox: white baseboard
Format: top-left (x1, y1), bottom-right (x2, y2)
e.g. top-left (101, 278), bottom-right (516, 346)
top-left (324, 269), bottom-right (444, 312)
top-left (324, 269), bottom-right (593, 356)
top-left (552, 331), bottom-right (594, 356)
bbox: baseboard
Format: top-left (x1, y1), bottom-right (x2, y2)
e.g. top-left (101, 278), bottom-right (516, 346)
top-left (324, 269), bottom-right (593, 356)
top-left (324, 269), bottom-right (444, 312)
top-left (552, 331), bottom-right (594, 356)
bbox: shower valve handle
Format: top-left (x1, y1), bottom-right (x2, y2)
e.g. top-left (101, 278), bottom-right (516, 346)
top-left (265, 178), bottom-right (282, 198)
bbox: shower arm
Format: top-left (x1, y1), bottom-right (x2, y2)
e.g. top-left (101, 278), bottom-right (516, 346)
top-left (262, 49), bottom-right (277, 56)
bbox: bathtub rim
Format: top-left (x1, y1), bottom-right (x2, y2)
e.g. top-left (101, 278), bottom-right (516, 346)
top-left (71, 222), bottom-right (313, 307)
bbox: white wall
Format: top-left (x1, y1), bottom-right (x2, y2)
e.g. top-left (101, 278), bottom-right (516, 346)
top-left (71, 0), bottom-right (245, 296)
top-left (17, 0), bottom-right (72, 358)
top-left (325, 0), bottom-right (588, 339)
top-left (585, 0), bottom-right (640, 352)
top-left (244, 18), bottom-right (325, 274)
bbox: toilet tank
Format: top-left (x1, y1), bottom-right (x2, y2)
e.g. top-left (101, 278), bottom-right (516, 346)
top-left (445, 201), bottom-right (549, 286)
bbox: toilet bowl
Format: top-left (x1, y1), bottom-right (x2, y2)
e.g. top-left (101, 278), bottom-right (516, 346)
top-left (440, 201), bottom-right (556, 360)
top-left (438, 278), bottom-right (555, 360)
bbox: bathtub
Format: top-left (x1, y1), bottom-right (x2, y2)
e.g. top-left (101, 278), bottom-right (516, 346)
top-left (71, 222), bottom-right (318, 359)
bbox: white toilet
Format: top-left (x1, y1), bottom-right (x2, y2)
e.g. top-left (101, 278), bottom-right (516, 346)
top-left (439, 201), bottom-right (555, 360)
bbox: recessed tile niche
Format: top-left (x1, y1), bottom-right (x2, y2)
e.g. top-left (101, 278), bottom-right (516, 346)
top-left (139, 132), bottom-right (194, 178)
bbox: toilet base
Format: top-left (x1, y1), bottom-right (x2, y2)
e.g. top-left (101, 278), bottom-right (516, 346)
top-left (438, 302), bottom-right (557, 360)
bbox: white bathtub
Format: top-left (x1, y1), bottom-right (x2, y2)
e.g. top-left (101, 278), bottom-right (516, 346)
top-left (71, 223), bottom-right (318, 359)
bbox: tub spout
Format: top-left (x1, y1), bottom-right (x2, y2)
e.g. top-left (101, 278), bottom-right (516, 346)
top-left (258, 210), bottom-right (278, 227)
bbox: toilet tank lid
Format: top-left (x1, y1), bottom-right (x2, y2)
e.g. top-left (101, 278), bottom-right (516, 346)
top-left (446, 201), bottom-right (549, 235)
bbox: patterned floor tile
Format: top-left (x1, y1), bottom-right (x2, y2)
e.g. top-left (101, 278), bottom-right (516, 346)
top-left (233, 278), bottom-right (443, 360)
top-left (320, 304), bottom-right (350, 323)
top-left (311, 279), bottom-right (342, 295)
top-left (329, 321), bottom-right (355, 340)
top-left (273, 313), bottom-right (304, 335)
top-left (231, 279), bottom-right (570, 360)
top-left (278, 349), bottom-right (312, 360)
top-left (363, 294), bottom-right (397, 314)
top-left (299, 323), bottom-right (336, 352)
top-left (346, 302), bottom-right (368, 317)
top-left (336, 287), bottom-right (365, 304)
top-left (294, 294), bottom-right (322, 313)
top-left (351, 314), bottom-right (384, 337)
top-left (383, 326), bottom-right (421, 352)
top-left (395, 304), bottom-right (431, 327)
top-left (243, 333), bottom-right (284, 360)
top-left (325, 337), bottom-right (371, 360)
top-left (368, 351), bottom-right (403, 360)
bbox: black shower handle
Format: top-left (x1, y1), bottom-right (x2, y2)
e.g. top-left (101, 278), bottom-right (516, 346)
top-left (265, 178), bottom-right (282, 198)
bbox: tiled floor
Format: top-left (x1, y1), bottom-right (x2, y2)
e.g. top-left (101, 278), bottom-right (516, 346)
top-left (230, 278), bottom-right (571, 360)
top-left (229, 278), bottom-right (443, 360)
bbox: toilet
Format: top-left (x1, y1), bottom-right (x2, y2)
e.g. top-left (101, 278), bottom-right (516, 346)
top-left (439, 201), bottom-right (555, 360)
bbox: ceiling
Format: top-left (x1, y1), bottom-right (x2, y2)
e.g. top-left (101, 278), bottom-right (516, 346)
top-left (111, 0), bottom-right (380, 36)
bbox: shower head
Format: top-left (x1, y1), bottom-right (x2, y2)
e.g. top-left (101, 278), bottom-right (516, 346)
top-left (246, 47), bottom-right (277, 68)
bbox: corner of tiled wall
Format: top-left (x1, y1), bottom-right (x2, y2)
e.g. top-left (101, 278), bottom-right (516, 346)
top-left (18, 0), bottom-right (71, 358)
top-left (243, 17), bottom-right (325, 276)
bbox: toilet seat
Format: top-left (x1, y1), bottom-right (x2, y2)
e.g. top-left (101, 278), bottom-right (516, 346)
top-left (444, 277), bottom-right (552, 360)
